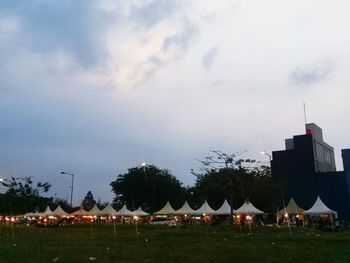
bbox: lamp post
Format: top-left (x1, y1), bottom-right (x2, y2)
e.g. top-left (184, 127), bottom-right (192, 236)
top-left (60, 171), bottom-right (74, 207)
top-left (260, 149), bottom-right (272, 163)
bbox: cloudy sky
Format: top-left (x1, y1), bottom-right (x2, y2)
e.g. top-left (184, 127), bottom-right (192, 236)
top-left (1, 0), bottom-right (350, 204)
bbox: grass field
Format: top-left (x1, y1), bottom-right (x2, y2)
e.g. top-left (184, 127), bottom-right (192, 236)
top-left (1, 223), bottom-right (350, 263)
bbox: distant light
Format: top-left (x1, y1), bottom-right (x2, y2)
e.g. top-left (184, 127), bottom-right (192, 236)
top-left (260, 149), bottom-right (266, 155)
top-left (284, 213), bottom-right (288, 218)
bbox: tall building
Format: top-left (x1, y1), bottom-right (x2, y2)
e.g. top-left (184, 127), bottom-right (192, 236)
top-left (271, 123), bottom-right (350, 219)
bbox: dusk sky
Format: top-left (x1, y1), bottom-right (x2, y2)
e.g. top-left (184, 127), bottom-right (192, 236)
top-left (1, 0), bottom-right (350, 205)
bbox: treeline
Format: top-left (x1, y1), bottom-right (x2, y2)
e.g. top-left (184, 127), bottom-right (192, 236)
top-left (110, 163), bottom-right (280, 214)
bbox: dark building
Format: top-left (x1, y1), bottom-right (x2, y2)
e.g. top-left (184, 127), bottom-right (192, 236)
top-left (271, 123), bottom-right (350, 219)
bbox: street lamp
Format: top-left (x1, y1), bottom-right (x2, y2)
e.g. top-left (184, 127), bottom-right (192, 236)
top-left (260, 149), bottom-right (272, 162)
top-left (60, 171), bottom-right (74, 207)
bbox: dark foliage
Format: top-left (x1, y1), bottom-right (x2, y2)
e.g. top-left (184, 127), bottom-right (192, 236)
top-left (81, 191), bottom-right (96, 211)
top-left (0, 176), bottom-right (52, 215)
top-left (110, 165), bottom-right (186, 213)
top-left (191, 151), bottom-right (280, 213)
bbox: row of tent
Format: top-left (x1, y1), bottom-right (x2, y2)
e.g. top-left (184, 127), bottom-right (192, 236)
top-left (24, 199), bottom-right (259, 218)
top-left (24, 195), bottom-right (337, 218)
top-left (25, 204), bottom-right (149, 218)
top-left (155, 195), bottom-right (337, 217)
top-left (155, 200), bottom-right (263, 215)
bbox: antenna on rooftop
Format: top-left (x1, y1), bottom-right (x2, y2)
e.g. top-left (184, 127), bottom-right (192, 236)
top-left (303, 102), bottom-right (307, 131)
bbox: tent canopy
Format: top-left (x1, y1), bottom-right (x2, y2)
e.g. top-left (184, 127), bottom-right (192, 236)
top-left (71, 207), bottom-right (90, 216)
top-left (304, 196), bottom-right (337, 216)
top-left (193, 200), bottom-right (216, 215)
top-left (118, 204), bottom-right (134, 216)
top-left (173, 201), bottom-right (195, 214)
top-left (277, 198), bottom-right (304, 216)
top-left (26, 206), bottom-right (52, 217)
top-left (49, 205), bottom-right (68, 216)
top-left (234, 200), bottom-right (264, 215)
top-left (154, 201), bottom-right (176, 215)
top-left (44, 206), bottom-right (52, 214)
top-left (88, 204), bottom-right (101, 215)
top-left (132, 207), bottom-right (149, 217)
top-left (98, 203), bottom-right (118, 216)
top-left (212, 199), bottom-right (233, 215)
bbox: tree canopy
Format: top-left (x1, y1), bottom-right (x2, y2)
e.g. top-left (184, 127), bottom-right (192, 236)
top-left (110, 165), bottom-right (186, 213)
top-left (0, 176), bottom-right (52, 215)
top-left (191, 151), bottom-right (280, 213)
top-left (81, 190), bottom-right (96, 211)
top-left (1, 176), bottom-right (51, 197)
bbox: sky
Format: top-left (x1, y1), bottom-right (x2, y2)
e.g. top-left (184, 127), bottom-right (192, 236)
top-left (1, 0), bottom-right (350, 205)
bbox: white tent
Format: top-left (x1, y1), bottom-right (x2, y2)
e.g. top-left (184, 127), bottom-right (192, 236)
top-left (193, 200), bottom-right (216, 215)
top-left (154, 201), bottom-right (176, 215)
top-left (49, 205), bottom-right (69, 216)
top-left (132, 207), bottom-right (150, 217)
top-left (304, 196), bottom-right (337, 216)
top-left (70, 207), bottom-right (90, 216)
top-left (118, 204), bottom-right (134, 216)
top-left (234, 200), bottom-right (264, 215)
top-left (25, 207), bottom-right (49, 217)
top-left (88, 204), bottom-right (101, 215)
top-left (98, 203), bottom-right (118, 216)
top-left (24, 211), bottom-right (41, 217)
top-left (276, 198), bottom-right (304, 216)
top-left (42, 206), bottom-right (53, 217)
top-left (31, 206), bottom-right (52, 217)
top-left (41, 206), bottom-right (52, 216)
top-left (173, 201), bottom-right (195, 214)
top-left (212, 199), bottom-right (233, 215)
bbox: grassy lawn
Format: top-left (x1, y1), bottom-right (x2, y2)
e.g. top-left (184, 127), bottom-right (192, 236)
top-left (1, 223), bottom-right (350, 263)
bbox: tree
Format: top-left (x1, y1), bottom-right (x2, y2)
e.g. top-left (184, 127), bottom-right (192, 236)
top-left (1, 176), bottom-right (51, 197)
top-left (0, 176), bottom-right (52, 215)
top-left (110, 165), bottom-right (186, 213)
top-left (192, 151), bottom-right (279, 215)
top-left (81, 191), bottom-right (96, 211)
